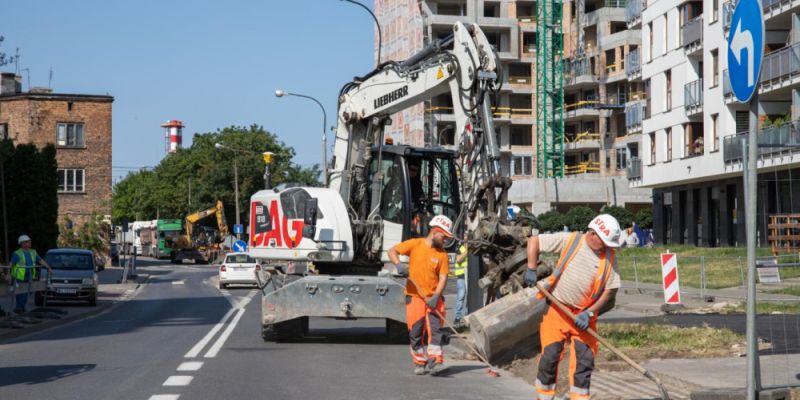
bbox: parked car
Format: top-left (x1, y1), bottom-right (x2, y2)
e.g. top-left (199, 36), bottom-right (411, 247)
top-left (218, 252), bottom-right (260, 289)
top-left (110, 242), bottom-right (119, 265)
top-left (37, 248), bottom-right (103, 306)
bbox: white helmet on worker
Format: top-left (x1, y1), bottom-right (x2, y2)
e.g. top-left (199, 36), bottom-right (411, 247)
top-left (429, 215), bottom-right (454, 237)
top-left (587, 214), bottom-right (623, 248)
top-left (18, 234), bottom-right (31, 244)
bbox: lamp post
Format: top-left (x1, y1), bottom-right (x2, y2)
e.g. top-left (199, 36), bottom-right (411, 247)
top-left (275, 89), bottom-right (328, 184)
top-left (215, 143), bottom-right (241, 239)
top-left (339, 0), bottom-right (383, 65)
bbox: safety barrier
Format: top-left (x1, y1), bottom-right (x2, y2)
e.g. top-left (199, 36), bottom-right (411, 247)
top-left (565, 131), bottom-right (600, 143)
top-left (426, 105), bottom-right (533, 118)
top-left (564, 161), bottom-right (600, 175)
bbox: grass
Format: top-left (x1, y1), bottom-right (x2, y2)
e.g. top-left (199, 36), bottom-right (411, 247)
top-left (767, 285), bottom-right (800, 296)
top-left (597, 322), bottom-right (744, 361)
top-left (615, 245), bottom-right (800, 289)
top-left (726, 301), bottom-right (800, 314)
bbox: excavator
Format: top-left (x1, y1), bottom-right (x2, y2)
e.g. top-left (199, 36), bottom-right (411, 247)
top-left (171, 200), bottom-right (230, 264)
top-left (249, 22), bottom-right (566, 361)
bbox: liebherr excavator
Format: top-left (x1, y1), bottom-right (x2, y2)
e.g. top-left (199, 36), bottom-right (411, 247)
top-left (250, 22), bottom-right (548, 359)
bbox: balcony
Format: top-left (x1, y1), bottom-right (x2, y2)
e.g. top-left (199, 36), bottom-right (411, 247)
top-left (625, 101), bottom-right (645, 132)
top-left (684, 79), bottom-right (703, 115)
top-left (681, 16), bottom-right (703, 54)
top-left (564, 58), bottom-right (597, 88)
top-left (507, 75), bottom-right (532, 85)
top-left (759, 43), bottom-right (800, 89)
top-left (605, 0), bottom-right (629, 8)
top-left (723, 120), bottom-right (800, 162)
top-left (565, 131), bottom-right (601, 150)
top-left (723, 0), bottom-right (735, 30)
top-left (723, 69), bottom-right (733, 99)
top-left (626, 0), bottom-right (642, 27)
top-left (626, 157), bottom-right (642, 180)
top-left (625, 49), bottom-right (641, 79)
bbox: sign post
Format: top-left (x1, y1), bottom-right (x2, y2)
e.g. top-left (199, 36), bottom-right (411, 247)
top-left (727, 0), bottom-right (765, 397)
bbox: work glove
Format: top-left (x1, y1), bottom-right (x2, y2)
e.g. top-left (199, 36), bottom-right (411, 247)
top-left (523, 268), bottom-right (538, 287)
top-left (426, 294), bottom-right (440, 310)
top-left (575, 310), bottom-right (592, 331)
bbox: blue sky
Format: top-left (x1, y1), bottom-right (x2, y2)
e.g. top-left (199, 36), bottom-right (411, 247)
top-left (2, 0), bottom-right (375, 182)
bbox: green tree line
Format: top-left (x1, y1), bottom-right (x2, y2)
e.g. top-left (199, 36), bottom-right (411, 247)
top-left (113, 125), bottom-right (320, 224)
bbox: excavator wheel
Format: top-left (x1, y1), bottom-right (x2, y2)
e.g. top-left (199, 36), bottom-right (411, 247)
top-left (261, 317), bottom-right (309, 342)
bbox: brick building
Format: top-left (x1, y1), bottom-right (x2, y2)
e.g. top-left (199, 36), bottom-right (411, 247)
top-left (0, 73), bottom-right (113, 225)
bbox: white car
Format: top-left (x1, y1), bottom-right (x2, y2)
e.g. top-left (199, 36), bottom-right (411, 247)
top-left (219, 252), bottom-right (260, 289)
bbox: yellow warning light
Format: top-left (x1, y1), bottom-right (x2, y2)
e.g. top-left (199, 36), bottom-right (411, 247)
top-left (263, 151), bottom-right (275, 164)
top-left (436, 67), bottom-right (444, 80)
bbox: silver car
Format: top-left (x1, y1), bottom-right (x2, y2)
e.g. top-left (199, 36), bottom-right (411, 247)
top-left (37, 248), bottom-right (102, 306)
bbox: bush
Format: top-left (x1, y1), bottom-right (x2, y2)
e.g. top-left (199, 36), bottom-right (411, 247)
top-left (537, 210), bottom-right (565, 233)
top-left (601, 205), bottom-right (633, 229)
top-left (564, 206), bottom-right (595, 231)
top-left (635, 208), bottom-right (653, 229)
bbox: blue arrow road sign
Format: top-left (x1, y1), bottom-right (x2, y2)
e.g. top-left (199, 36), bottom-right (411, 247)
top-left (232, 240), bottom-right (247, 252)
top-left (233, 224), bottom-right (244, 234)
top-left (727, 0), bottom-right (765, 102)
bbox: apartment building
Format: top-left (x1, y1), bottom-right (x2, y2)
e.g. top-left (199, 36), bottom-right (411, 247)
top-left (0, 73), bottom-right (113, 225)
top-left (631, 0), bottom-right (800, 246)
top-left (377, 0), bottom-right (652, 214)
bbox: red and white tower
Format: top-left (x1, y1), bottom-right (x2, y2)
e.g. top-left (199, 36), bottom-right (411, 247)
top-left (162, 120), bottom-right (184, 154)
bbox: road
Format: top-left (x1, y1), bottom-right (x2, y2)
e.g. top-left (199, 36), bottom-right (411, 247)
top-left (0, 260), bottom-right (532, 400)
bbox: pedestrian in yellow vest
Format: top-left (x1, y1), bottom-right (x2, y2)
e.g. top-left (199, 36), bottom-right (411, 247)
top-left (452, 234), bottom-right (468, 325)
top-left (8, 235), bottom-right (52, 314)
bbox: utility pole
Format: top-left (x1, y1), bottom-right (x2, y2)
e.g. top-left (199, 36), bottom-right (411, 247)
top-left (234, 157), bottom-right (240, 240)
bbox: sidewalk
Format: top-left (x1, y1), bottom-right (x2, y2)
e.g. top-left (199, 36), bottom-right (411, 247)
top-left (0, 266), bottom-right (148, 342)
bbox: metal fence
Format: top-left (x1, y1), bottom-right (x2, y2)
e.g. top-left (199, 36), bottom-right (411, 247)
top-left (760, 42), bottom-right (800, 83)
top-left (684, 78), bottom-right (703, 109)
top-left (723, 120), bottom-right (800, 162)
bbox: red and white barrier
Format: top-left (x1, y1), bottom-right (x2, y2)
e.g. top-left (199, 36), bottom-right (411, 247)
top-left (660, 252), bottom-right (681, 304)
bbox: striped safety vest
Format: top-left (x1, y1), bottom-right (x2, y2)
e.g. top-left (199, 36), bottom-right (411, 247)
top-left (536, 232), bottom-right (615, 310)
top-left (451, 244), bottom-right (467, 277)
top-left (11, 248), bottom-right (40, 282)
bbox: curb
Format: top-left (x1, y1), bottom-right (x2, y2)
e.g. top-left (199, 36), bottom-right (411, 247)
top-left (0, 274), bottom-right (150, 343)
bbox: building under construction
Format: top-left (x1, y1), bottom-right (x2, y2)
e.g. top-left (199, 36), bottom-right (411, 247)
top-left (375, 0), bottom-right (651, 214)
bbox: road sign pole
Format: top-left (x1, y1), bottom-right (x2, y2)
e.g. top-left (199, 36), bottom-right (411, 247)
top-left (745, 92), bottom-right (761, 400)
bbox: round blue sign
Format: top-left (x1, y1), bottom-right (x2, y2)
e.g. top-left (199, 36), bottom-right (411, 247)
top-left (727, 0), bottom-right (765, 102)
top-left (232, 240), bottom-right (247, 252)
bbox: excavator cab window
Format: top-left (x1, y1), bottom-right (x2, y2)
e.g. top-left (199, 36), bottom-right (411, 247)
top-left (407, 153), bottom-right (459, 238)
top-left (370, 154), bottom-right (406, 225)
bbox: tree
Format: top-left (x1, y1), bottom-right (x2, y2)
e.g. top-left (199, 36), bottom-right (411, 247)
top-left (564, 206), bottom-right (595, 232)
top-left (600, 205), bottom-right (633, 229)
top-left (635, 208), bottom-right (653, 229)
top-left (0, 36), bottom-right (16, 67)
top-left (537, 210), bottom-right (565, 233)
top-left (112, 125), bottom-right (320, 224)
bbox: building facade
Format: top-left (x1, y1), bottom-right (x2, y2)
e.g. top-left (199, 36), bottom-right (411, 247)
top-left (376, 0), bottom-right (652, 214)
top-left (631, 0), bottom-right (800, 246)
top-left (0, 73), bottom-right (113, 225)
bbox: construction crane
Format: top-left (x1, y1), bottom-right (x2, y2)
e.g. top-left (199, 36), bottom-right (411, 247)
top-left (536, 0), bottom-right (566, 178)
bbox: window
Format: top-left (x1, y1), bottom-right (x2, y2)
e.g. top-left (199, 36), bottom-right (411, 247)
top-left (712, 0), bottom-right (719, 22)
top-left (512, 155), bottom-right (533, 176)
top-left (649, 133), bottom-right (656, 165)
top-left (736, 111), bottom-right (749, 133)
top-left (645, 78), bottom-right (651, 118)
top-left (684, 122), bottom-right (704, 156)
top-left (665, 70), bottom-right (672, 110)
top-left (56, 123), bottom-right (85, 147)
top-left (663, 13), bottom-right (668, 54)
top-left (711, 49), bottom-right (719, 86)
top-left (648, 22), bottom-right (654, 61)
top-left (57, 169), bottom-right (85, 193)
top-left (510, 126), bottom-right (533, 146)
top-left (0, 123), bottom-right (7, 139)
top-left (666, 128), bottom-right (672, 161)
top-left (711, 114), bottom-right (719, 151)
top-left (616, 148), bottom-right (628, 170)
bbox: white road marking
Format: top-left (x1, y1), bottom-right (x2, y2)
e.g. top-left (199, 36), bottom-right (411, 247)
top-left (163, 375), bottom-right (193, 386)
top-left (171, 280), bottom-right (185, 285)
top-left (176, 361), bottom-right (203, 372)
top-left (149, 395), bottom-right (180, 400)
top-left (184, 308), bottom-right (236, 358)
top-left (219, 288), bottom-right (256, 309)
top-left (203, 308), bottom-right (245, 358)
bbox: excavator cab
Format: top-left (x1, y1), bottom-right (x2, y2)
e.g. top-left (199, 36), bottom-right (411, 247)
top-left (368, 145), bottom-right (460, 242)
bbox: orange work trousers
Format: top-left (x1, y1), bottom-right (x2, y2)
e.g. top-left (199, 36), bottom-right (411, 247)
top-left (406, 295), bottom-right (446, 365)
top-left (534, 304), bottom-right (598, 400)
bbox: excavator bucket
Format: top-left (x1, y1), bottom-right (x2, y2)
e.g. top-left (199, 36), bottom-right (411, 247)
top-left (466, 286), bottom-right (548, 364)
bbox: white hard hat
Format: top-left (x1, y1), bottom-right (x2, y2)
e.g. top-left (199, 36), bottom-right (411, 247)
top-left (18, 234), bottom-right (31, 244)
top-left (429, 215), bottom-right (454, 237)
top-left (587, 214), bottom-right (623, 248)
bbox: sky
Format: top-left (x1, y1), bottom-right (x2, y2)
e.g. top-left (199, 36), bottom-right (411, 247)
top-left (2, 0), bottom-right (376, 183)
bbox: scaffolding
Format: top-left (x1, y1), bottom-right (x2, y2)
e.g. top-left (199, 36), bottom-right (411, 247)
top-left (536, 0), bottom-right (565, 178)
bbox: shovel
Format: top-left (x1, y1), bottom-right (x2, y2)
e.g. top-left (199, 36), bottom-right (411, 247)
top-left (535, 282), bottom-right (671, 400)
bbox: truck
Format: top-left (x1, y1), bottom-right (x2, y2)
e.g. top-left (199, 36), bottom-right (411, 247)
top-left (250, 22), bottom-right (536, 349)
top-left (171, 201), bottom-right (229, 264)
top-left (155, 219), bottom-right (182, 259)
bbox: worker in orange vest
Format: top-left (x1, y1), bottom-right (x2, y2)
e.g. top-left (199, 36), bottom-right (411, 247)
top-left (524, 214), bottom-right (623, 400)
top-left (389, 215), bottom-right (453, 377)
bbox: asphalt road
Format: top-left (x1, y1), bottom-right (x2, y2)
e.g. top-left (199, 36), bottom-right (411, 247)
top-left (0, 260), bottom-right (532, 400)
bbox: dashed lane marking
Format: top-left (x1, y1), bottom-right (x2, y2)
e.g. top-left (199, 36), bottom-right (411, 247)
top-left (177, 361), bottom-right (203, 372)
top-left (163, 375), bottom-right (194, 386)
top-left (184, 308), bottom-right (236, 358)
top-left (171, 280), bottom-right (185, 285)
top-left (148, 395), bottom-right (180, 400)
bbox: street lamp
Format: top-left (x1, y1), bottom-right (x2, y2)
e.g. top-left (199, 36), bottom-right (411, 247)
top-left (339, 0), bottom-right (383, 65)
top-left (215, 142), bottom-right (242, 239)
top-left (275, 89), bottom-right (329, 185)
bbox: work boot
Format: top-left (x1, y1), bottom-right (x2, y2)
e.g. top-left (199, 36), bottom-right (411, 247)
top-left (413, 365), bottom-right (427, 375)
top-left (429, 363), bottom-right (448, 376)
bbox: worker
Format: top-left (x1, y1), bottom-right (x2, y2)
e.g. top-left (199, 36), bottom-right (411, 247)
top-left (388, 214), bottom-right (453, 376)
top-left (452, 233), bottom-right (468, 327)
top-left (9, 235), bottom-right (53, 314)
top-left (524, 214), bottom-right (623, 400)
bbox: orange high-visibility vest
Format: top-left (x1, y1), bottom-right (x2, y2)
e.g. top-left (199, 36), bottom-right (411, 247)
top-left (537, 232), bottom-right (615, 310)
